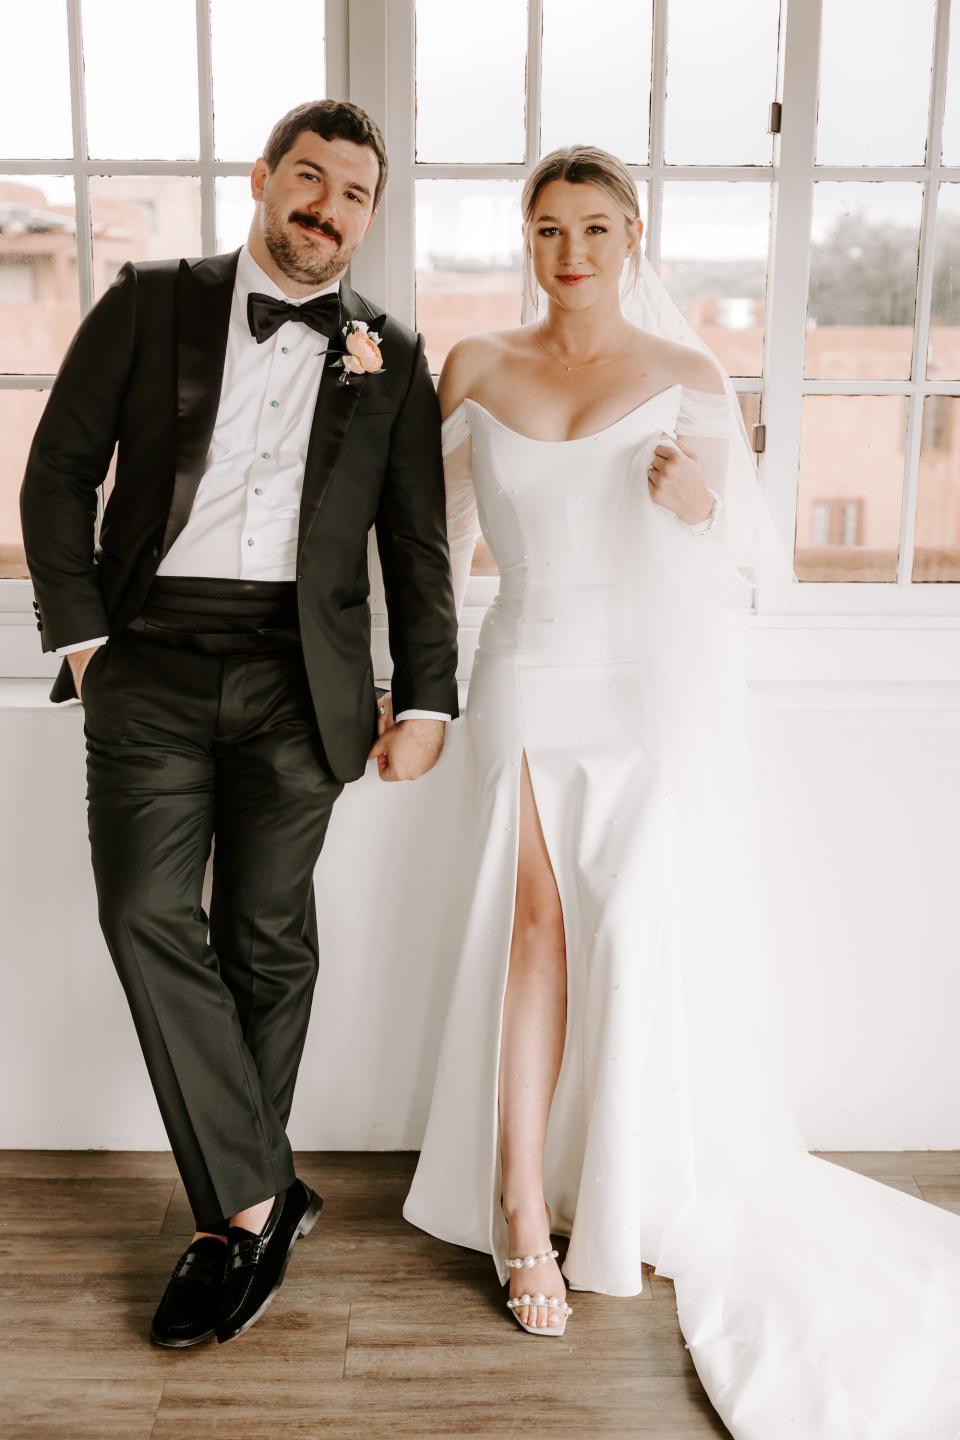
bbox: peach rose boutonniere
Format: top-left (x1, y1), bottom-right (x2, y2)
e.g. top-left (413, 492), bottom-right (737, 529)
top-left (329, 318), bottom-right (386, 386)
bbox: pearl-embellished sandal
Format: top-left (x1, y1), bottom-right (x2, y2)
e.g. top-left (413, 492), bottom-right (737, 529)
top-left (504, 1245), bottom-right (573, 1336)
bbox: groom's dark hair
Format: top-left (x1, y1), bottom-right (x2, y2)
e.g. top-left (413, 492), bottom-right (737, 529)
top-left (262, 100), bottom-right (388, 210)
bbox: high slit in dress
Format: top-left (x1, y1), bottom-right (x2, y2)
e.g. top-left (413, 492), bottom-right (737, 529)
top-left (402, 382), bottom-right (960, 1438)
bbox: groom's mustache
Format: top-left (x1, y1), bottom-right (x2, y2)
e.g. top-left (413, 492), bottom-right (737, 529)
top-left (289, 212), bottom-right (342, 247)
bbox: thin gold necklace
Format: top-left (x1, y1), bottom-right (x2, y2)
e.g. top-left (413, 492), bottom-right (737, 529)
top-left (536, 321), bottom-right (637, 372)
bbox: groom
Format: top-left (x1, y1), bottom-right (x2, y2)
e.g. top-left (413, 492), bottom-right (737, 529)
top-left (20, 100), bottom-right (459, 1346)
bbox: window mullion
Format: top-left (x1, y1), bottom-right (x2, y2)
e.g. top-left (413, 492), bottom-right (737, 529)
top-left (195, 0), bottom-right (216, 254)
top-left (645, 0), bottom-right (670, 271)
top-left (520, 0), bottom-right (543, 321)
top-left (898, 0), bottom-right (952, 585)
top-left (65, 0), bottom-right (93, 316)
top-left (325, 0), bottom-right (350, 99)
top-left (756, 0), bottom-right (823, 606)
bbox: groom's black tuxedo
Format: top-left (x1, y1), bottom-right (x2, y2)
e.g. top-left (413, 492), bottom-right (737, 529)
top-left (18, 247), bottom-right (461, 1235)
top-left (21, 247), bottom-right (459, 781)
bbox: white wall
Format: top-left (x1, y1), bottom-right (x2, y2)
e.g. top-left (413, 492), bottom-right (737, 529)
top-left (2, 618), bottom-right (959, 1153)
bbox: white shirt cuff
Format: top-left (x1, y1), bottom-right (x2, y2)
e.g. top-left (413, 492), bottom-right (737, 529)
top-left (54, 636), bottom-right (109, 656)
top-left (394, 709), bottom-right (451, 722)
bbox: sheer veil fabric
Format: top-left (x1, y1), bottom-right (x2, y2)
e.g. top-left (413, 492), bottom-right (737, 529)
top-left (415, 254), bottom-right (960, 1437)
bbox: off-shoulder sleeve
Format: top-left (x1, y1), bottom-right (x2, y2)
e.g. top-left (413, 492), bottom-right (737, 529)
top-left (441, 401), bottom-right (480, 619)
top-left (675, 383), bottom-right (741, 441)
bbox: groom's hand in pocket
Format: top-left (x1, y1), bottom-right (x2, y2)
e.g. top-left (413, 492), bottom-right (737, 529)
top-left (368, 718), bottom-right (444, 781)
top-left (68, 643), bottom-right (105, 702)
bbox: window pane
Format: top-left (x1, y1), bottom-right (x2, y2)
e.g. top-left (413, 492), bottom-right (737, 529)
top-left (927, 183), bottom-right (960, 379)
top-left (0, 389), bottom-right (48, 578)
top-left (942, 14), bottom-right (960, 163)
top-left (0, 176), bottom-right (80, 375)
top-left (416, 180), bottom-right (524, 374)
top-left (660, 182), bottom-right (770, 377)
top-left (415, 0), bottom-right (528, 163)
top-left (816, 0), bottom-right (936, 166)
top-left (90, 177), bottom-right (202, 298)
top-left (0, 2), bottom-right (72, 158)
top-left (216, 176), bottom-right (255, 252)
top-left (914, 395), bottom-right (960, 581)
top-left (795, 395), bottom-right (905, 581)
top-left (82, 0), bottom-right (199, 160)
top-left (806, 183), bottom-right (921, 381)
top-left (212, 0), bottom-right (325, 161)
top-left (540, 0), bottom-right (652, 162)
top-left (664, 0), bottom-right (779, 166)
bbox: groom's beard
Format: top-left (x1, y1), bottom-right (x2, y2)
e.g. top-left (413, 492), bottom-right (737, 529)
top-left (261, 201), bottom-right (359, 287)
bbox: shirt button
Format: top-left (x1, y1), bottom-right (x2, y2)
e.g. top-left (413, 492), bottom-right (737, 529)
top-left (261, 450), bottom-right (270, 459)
top-left (281, 346), bottom-right (289, 354)
top-left (269, 399), bottom-right (279, 408)
top-left (254, 487), bottom-right (263, 496)
top-left (247, 537), bottom-right (256, 546)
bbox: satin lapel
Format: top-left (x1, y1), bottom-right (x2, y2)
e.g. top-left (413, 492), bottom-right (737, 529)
top-left (161, 249), bottom-right (241, 557)
top-left (297, 278), bottom-right (379, 559)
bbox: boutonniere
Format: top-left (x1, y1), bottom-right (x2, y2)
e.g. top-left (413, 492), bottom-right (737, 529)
top-left (327, 318), bottom-right (386, 386)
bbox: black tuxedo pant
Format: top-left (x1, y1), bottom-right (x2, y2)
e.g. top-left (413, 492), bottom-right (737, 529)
top-left (82, 579), bottom-right (344, 1230)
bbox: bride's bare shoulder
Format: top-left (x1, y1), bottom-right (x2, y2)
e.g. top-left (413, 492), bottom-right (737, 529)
top-left (437, 327), bottom-right (536, 418)
top-left (637, 332), bottom-right (725, 396)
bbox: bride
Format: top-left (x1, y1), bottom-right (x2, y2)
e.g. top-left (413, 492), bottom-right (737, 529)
top-left (400, 146), bottom-right (960, 1437)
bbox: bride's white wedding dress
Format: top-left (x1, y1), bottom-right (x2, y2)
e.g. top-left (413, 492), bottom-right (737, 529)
top-left (402, 380), bottom-right (960, 1438)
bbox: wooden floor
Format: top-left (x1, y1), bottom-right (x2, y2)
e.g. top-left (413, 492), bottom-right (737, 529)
top-left (1, 1149), bottom-right (958, 1439)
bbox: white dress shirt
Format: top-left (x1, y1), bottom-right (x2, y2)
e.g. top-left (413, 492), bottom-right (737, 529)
top-left (58, 244), bottom-right (448, 722)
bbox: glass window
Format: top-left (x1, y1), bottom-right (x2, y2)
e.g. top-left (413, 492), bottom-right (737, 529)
top-left (540, 0), bottom-right (652, 162)
top-left (664, 0), bottom-right (780, 166)
top-left (914, 395), bottom-right (960, 581)
top-left (816, 0), bottom-right (936, 167)
top-left (211, 0), bottom-right (326, 161)
top-left (0, 389), bottom-right (48, 579)
top-left (82, 0), bottom-right (199, 161)
top-left (795, 396), bottom-right (906, 581)
top-left (660, 182), bottom-right (771, 377)
top-left (0, 2), bottom-right (73, 159)
top-left (416, 180), bottom-right (524, 375)
top-left (806, 183), bottom-right (922, 381)
top-left (415, 0), bottom-right (528, 163)
top-left (90, 178), bottom-right (202, 296)
top-left (0, 176), bottom-right (80, 376)
top-left (927, 184), bottom-right (960, 380)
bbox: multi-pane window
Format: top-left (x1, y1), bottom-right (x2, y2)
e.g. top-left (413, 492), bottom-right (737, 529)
top-left (0, 0), bottom-right (327, 582)
top-left (412, 0), bottom-right (960, 592)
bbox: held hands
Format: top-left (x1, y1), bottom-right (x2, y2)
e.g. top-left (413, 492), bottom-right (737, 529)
top-left (367, 699), bottom-right (444, 781)
top-left (67, 643), bottom-right (104, 701)
top-left (647, 434), bottom-right (715, 526)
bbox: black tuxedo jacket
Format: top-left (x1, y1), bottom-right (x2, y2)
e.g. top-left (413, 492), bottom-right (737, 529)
top-left (20, 248), bottom-right (460, 782)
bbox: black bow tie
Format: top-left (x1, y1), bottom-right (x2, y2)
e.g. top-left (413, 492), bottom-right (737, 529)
top-left (247, 290), bottom-right (341, 345)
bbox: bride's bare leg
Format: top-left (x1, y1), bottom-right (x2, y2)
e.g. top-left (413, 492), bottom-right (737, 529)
top-left (499, 752), bottom-right (568, 1329)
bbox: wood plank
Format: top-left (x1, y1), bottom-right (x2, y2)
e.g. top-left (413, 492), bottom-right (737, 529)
top-left (0, 1177), bottom-right (176, 1237)
top-left (0, 1272), bottom-right (348, 1381)
top-left (813, 1150), bottom-right (960, 1181)
top-left (3, 1380), bottom-right (162, 1440)
top-left (151, 1374), bottom-right (730, 1439)
top-left (915, 1176), bottom-right (960, 1214)
top-left (0, 1150), bottom-right (179, 1181)
top-left (342, 1292), bottom-right (692, 1380)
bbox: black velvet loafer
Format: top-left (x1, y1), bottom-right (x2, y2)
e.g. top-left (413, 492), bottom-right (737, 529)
top-left (216, 1179), bottom-right (324, 1344)
top-left (149, 1235), bottom-right (228, 1347)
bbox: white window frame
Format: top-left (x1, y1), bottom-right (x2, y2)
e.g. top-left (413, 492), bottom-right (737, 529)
top-left (0, 0), bottom-right (349, 676)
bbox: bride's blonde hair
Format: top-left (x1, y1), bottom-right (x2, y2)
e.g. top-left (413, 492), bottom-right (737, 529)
top-left (521, 146), bottom-right (643, 306)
